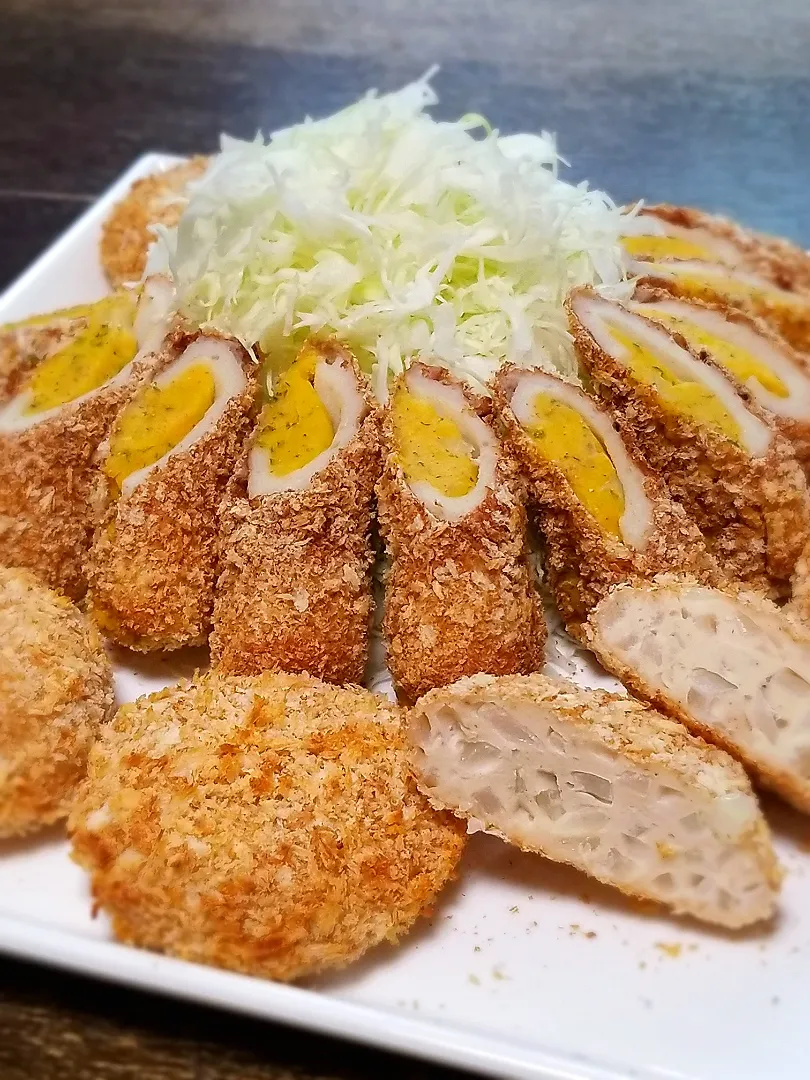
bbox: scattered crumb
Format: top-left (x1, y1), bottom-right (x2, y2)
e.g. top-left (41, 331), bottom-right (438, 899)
top-left (474, 945), bottom-right (481, 953)
top-left (509, 905), bottom-right (519, 914)
top-left (688, 944), bottom-right (699, 952)
top-left (656, 942), bottom-right (683, 958)
top-left (639, 961), bottom-right (647, 970)
top-left (568, 924), bottom-right (597, 939)
top-left (656, 841), bottom-right (677, 860)
top-left (468, 974), bottom-right (481, 986)
top-left (492, 966), bottom-right (508, 981)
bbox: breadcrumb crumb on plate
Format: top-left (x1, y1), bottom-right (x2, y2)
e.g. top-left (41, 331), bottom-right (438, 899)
top-left (69, 671), bottom-right (465, 982)
top-left (0, 567), bottom-right (114, 837)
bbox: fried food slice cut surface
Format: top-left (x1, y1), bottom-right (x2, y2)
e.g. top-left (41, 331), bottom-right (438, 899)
top-left (410, 672), bottom-right (779, 929)
top-left (587, 577), bottom-right (810, 814)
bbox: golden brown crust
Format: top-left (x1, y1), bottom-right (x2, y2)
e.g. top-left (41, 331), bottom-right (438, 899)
top-left (0, 567), bottom-right (114, 837)
top-left (789, 537), bottom-right (810, 626)
top-left (644, 204), bottom-right (810, 295)
top-left (634, 285), bottom-right (810, 475)
top-left (69, 670), bottom-right (465, 982)
top-left (87, 327), bottom-right (258, 650)
top-left (586, 575), bottom-right (810, 813)
top-left (211, 347), bottom-right (383, 683)
top-left (378, 364), bottom-right (545, 704)
top-left (570, 288), bottom-right (810, 596)
top-left (492, 364), bottom-right (723, 639)
top-left (0, 340), bottom-right (161, 600)
top-left (0, 316), bottom-right (91, 404)
top-left (100, 157), bottom-right (209, 288)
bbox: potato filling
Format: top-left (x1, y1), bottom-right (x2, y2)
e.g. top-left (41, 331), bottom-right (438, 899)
top-left (255, 346), bottom-right (335, 478)
top-left (103, 363), bottom-right (216, 488)
top-left (392, 386), bottom-right (478, 498)
top-left (526, 392), bottom-right (625, 537)
top-left (641, 308), bottom-right (789, 398)
top-left (607, 324), bottom-right (743, 445)
top-left (23, 323), bottom-right (138, 416)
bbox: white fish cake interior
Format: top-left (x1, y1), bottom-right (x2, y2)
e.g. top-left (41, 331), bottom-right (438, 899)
top-left (589, 582), bottom-right (810, 797)
top-left (508, 370), bottom-right (652, 546)
top-left (630, 296), bottom-right (810, 423)
top-left (572, 292), bottom-right (773, 457)
top-left (0, 277), bottom-right (175, 435)
top-left (392, 367), bottom-right (497, 521)
top-left (248, 343), bottom-right (367, 498)
top-left (411, 675), bottom-right (778, 928)
top-left (102, 335), bottom-right (247, 498)
top-left (620, 210), bottom-right (745, 267)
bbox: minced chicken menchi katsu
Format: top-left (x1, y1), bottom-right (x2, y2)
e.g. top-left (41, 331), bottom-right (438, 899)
top-left (4, 76), bottom-right (810, 981)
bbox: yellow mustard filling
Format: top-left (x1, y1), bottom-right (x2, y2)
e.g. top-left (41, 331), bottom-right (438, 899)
top-left (392, 386), bottom-right (478, 498)
top-left (23, 323), bottom-right (138, 415)
top-left (3, 291), bottom-right (135, 334)
top-left (609, 324), bottom-right (743, 445)
top-left (670, 267), bottom-right (801, 311)
top-left (255, 345), bottom-right (335, 477)
top-left (103, 363), bottom-right (216, 489)
top-left (642, 308), bottom-right (789, 398)
top-left (621, 233), bottom-right (715, 262)
top-left (526, 393), bottom-right (625, 538)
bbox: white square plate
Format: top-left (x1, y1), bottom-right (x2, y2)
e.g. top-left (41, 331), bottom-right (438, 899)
top-left (1, 154), bottom-right (808, 1080)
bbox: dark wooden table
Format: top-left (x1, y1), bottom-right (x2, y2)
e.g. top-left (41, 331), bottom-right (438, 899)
top-left (1, 1), bottom-right (809, 1076)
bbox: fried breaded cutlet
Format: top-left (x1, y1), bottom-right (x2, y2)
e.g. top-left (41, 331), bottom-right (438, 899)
top-left (492, 364), bottom-right (722, 640)
top-left (622, 203), bottom-right (810, 295)
top-left (587, 576), bottom-right (810, 814)
top-left (0, 567), bottom-right (114, 837)
top-left (569, 287), bottom-right (810, 597)
top-left (87, 326), bottom-right (257, 651)
top-left (631, 287), bottom-right (810, 476)
top-left (789, 538), bottom-right (810, 628)
top-left (211, 341), bottom-right (382, 683)
top-left (377, 362), bottom-right (545, 705)
top-left (410, 672), bottom-right (780, 929)
top-left (0, 281), bottom-right (174, 599)
top-left (100, 157), bottom-right (209, 288)
top-left (69, 671), bottom-right (465, 981)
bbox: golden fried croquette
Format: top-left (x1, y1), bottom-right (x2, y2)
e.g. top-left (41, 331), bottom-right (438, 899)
top-left (211, 342), bottom-right (382, 683)
top-left (411, 672), bottom-right (779, 929)
top-left (0, 303), bottom-right (95, 402)
top-left (87, 327), bottom-right (257, 651)
top-left (569, 288), bottom-right (810, 597)
top-left (377, 363), bottom-right (544, 705)
top-left (0, 288), bottom-right (171, 600)
top-left (587, 576), bottom-right (810, 814)
top-left (100, 157), bottom-right (208, 288)
top-left (492, 364), bottom-right (722, 639)
top-left (69, 671), bottom-right (465, 981)
top-left (0, 567), bottom-right (114, 837)
top-left (631, 287), bottom-right (810, 476)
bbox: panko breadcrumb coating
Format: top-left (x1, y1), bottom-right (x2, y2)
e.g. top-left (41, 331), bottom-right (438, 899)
top-left (88, 327), bottom-right (257, 651)
top-left (493, 364), bottom-right (722, 639)
top-left (100, 157), bottom-right (209, 288)
top-left (0, 293), bottom-right (164, 600)
top-left (69, 671), bottom-right (465, 981)
top-left (636, 204), bottom-right (810, 295)
top-left (0, 567), bottom-right (114, 837)
top-left (570, 287), bottom-right (810, 597)
top-left (378, 363), bottom-right (544, 705)
top-left (0, 307), bottom-right (91, 403)
top-left (211, 343), bottom-right (382, 683)
top-left (789, 537), bottom-right (810, 627)
top-left (411, 672), bottom-right (780, 928)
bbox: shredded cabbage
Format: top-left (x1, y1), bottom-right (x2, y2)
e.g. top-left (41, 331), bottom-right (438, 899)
top-left (154, 73), bottom-right (632, 399)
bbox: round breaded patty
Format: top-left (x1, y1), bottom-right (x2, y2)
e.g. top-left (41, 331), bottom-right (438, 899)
top-left (100, 157), bottom-right (209, 287)
top-left (0, 568), bottom-right (114, 837)
top-left (69, 671), bottom-right (465, 981)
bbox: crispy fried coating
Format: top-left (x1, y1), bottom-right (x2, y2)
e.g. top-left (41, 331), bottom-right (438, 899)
top-left (587, 576), bottom-right (810, 813)
top-left (100, 157), bottom-right (209, 288)
top-left (642, 204), bottom-right (810, 295)
top-left (69, 671), bottom-right (465, 981)
top-left (493, 365), bottom-right (722, 640)
top-left (87, 328), bottom-right (257, 651)
top-left (570, 288), bottom-right (810, 597)
top-left (0, 568), bottom-right (114, 837)
top-left (633, 285), bottom-right (810, 475)
top-left (789, 537), bottom-right (810, 627)
top-left (411, 672), bottom-right (780, 928)
top-left (0, 312), bottom-right (90, 403)
top-left (378, 365), bottom-right (544, 705)
top-left (211, 347), bottom-right (382, 683)
top-left (0, 329), bottom-right (159, 601)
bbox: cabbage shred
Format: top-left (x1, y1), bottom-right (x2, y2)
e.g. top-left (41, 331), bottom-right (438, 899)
top-left (156, 74), bottom-right (632, 399)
